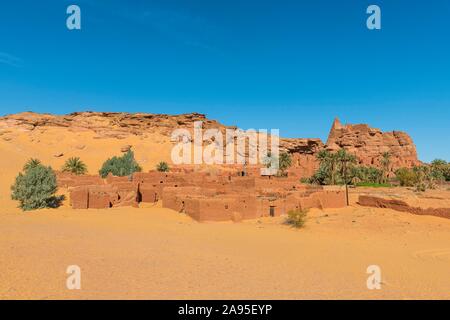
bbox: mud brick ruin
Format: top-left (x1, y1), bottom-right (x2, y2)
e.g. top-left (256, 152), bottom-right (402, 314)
top-left (59, 166), bottom-right (347, 222)
top-left (2, 111), bottom-right (421, 222)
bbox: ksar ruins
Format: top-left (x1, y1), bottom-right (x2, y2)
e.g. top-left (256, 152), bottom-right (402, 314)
top-left (0, 112), bottom-right (423, 222)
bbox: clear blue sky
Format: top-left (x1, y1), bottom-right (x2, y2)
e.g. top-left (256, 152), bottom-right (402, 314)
top-left (0, 0), bottom-right (449, 162)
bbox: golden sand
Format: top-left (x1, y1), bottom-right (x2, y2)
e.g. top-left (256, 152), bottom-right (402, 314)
top-left (1, 128), bottom-right (450, 299)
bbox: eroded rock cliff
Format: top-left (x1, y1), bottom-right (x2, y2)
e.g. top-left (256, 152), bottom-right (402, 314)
top-left (0, 112), bottom-right (420, 175)
top-left (326, 118), bottom-right (419, 169)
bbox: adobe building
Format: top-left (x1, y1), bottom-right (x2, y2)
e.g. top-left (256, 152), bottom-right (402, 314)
top-left (60, 166), bottom-right (347, 222)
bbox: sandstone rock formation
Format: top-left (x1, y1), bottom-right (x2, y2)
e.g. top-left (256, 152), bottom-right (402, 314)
top-left (280, 138), bottom-right (324, 178)
top-left (0, 112), bottom-right (420, 177)
top-left (326, 118), bottom-right (420, 170)
top-left (0, 111), bottom-right (227, 138)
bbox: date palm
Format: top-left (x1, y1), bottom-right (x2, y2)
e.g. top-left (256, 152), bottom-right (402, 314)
top-left (156, 161), bottom-right (170, 172)
top-left (278, 152), bottom-right (292, 176)
top-left (380, 152), bottom-right (391, 183)
top-left (317, 150), bottom-right (340, 185)
top-left (23, 158), bottom-right (42, 171)
top-left (62, 157), bottom-right (87, 175)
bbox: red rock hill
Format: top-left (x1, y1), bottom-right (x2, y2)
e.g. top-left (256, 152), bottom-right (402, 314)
top-left (0, 112), bottom-right (420, 177)
top-left (326, 117), bottom-right (419, 169)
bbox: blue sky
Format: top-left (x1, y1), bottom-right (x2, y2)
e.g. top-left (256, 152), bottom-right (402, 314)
top-left (0, 0), bottom-right (449, 162)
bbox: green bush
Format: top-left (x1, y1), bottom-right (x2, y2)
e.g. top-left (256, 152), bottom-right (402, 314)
top-left (395, 168), bottom-right (418, 187)
top-left (395, 166), bottom-right (437, 192)
top-left (413, 165), bottom-right (437, 191)
top-left (430, 159), bottom-right (450, 182)
top-left (62, 157), bottom-right (87, 175)
top-left (11, 162), bottom-right (63, 211)
top-left (300, 177), bottom-right (311, 184)
top-left (99, 150), bottom-right (142, 178)
top-left (285, 209), bottom-right (308, 228)
top-left (156, 161), bottom-right (170, 172)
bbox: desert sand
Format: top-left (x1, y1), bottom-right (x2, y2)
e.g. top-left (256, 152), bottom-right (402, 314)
top-left (1, 126), bottom-right (450, 300)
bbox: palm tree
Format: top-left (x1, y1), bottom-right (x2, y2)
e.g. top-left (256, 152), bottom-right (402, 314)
top-left (336, 149), bottom-right (356, 205)
top-left (262, 152), bottom-right (278, 170)
top-left (62, 157), bottom-right (87, 175)
top-left (316, 150), bottom-right (339, 185)
top-left (380, 152), bottom-right (391, 183)
top-left (336, 149), bottom-right (356, 183)
top-left (23, 158), bottom-right (42, 171)
top-left (156, 161), bottom-right (170, 172)
top-left (278, 152), bottom-right (292, 176)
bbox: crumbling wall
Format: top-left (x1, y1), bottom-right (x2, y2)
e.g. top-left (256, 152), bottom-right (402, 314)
top-left (358, 195), bottom-right (450, 219)
top-left (64, 169), bottom-right (349, 222)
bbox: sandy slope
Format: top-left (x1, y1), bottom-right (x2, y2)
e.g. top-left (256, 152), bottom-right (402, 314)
top-left (1, 205), bottom-right (450, 299)
top-left (0, 126), bottom-right (172, 210)
top-left (1, 129), bottom-right (450, 299)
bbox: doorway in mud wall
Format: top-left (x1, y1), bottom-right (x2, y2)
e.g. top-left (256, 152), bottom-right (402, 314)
top-left (269, 206), bottom-right (275, 217)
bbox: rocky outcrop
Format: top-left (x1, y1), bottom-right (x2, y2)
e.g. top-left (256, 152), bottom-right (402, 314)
top-left (280, 138), bottom-right (324, 178)
top-left (326, 118), bottom-right (419, 170)
top-left (0, 112), bottom-right (420, 174)
top-left (280, 138), bottom-right (324, 154)
top-left (0, 111), bottom-right (228, 139)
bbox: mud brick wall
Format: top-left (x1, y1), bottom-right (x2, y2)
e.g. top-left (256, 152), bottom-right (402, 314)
top-left (64, 169), bottom-right (349, 222)
top-left (358, 195), bottom-right (450, 219)
top-left (70, 186), bottom-right (89, 209)
top-left (57, 172), bottom-right (104, 188)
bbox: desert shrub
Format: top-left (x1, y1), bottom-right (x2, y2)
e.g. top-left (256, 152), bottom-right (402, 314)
top-left (412, 165), bottom-right (436, 191)
top-left (62, 157), bottom-right (87, 175)
top-left (156, 161), bottom-right (169, 172)
top-left (395, 166), bottom-right (437, 192)
top-left (300, 177), bottom-right (311, 184)
top-left (11, 162), bottom-right (63, 211)
top-left (99, 150), bottom-right (142, 178)
top-left (395, 168), bottom-right (417, 187)
top-left (445, 167), bottom-right (450, 182)
top-left (285, 209), bottom-right (308, 228)
top-left (430, 159), bottom-right (450, 182)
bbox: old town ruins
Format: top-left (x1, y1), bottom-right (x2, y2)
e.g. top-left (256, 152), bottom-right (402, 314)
top-left (2, 111), bottom-right (438, 222)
